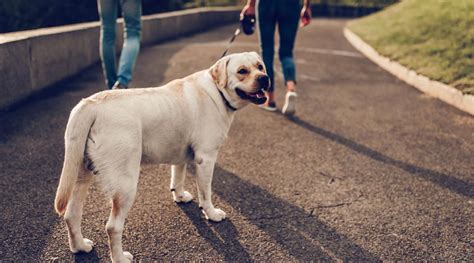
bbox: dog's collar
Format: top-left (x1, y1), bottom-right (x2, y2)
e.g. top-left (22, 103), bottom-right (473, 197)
top-left (217, 89), bottom-right (237, 111)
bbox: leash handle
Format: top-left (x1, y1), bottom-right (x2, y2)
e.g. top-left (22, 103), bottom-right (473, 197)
top-left (221, 28), bottom-right (241, 58)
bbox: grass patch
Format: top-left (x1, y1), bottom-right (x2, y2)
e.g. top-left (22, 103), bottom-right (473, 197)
top-left (313, 0), bottom-right (398, 8)
top-left (348, 0), bottom-right (474, 94)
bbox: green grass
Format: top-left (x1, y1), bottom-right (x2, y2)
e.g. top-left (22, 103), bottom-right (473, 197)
top-left (313, 0), bottom-right (398, 7)
top-left (348, 0), bottom-right (474, 94)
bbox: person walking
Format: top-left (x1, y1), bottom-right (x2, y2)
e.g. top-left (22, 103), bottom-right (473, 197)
top-left (241, 0), bottom-right (311, 115)
top-left (97, 0), bottom-right (142, 89)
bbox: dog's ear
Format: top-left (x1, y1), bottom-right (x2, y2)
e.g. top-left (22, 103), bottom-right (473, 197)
top-left (209, 56), bottom-right (230, 90)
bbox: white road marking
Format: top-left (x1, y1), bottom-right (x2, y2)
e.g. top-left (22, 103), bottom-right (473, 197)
top-left (299, 74), bottom-right (321, 82)
top-left (296, 47), bottom-right (364, 58)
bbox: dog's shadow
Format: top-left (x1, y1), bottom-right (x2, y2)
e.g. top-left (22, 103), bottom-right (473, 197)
top-left (181, 164), bottom-right (379, 261)
top-left (211, 166), bottom-right (381, 261)
top-left (177, 202), bottom-right (253, 262)
top-left (73, 248), bottom-right (100, 263)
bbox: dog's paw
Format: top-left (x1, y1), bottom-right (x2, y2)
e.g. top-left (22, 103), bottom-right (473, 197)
top-left (123, 251), bottom-right (133, 262)
top-left (203, 208), bottom-right (227, 222)
top-left (71, 238), bottom-right (94, 253)
top-left (173, 191), bottom-right (193, 203)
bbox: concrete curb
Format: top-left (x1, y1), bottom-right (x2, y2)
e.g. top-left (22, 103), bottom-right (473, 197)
top-left (0, 7), bottom-right (240, 109)
top-left (343, 27), bottom-right (474, 116)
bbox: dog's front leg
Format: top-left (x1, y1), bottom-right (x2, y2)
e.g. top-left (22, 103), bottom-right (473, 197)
top-left (195, 153), bottom-right (226, 222)
top-left (170, 164), bottom-right (193, 203)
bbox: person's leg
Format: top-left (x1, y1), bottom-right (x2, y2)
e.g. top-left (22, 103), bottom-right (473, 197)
top-left (116, 0), bottom-right (142, 87)
top-left (277, 0), bottom-right (300, 91)
top-left (277, 0), bottom-right (300, 88)
top-left (98, 0), bottom-right (118, 89)
top-left (277, 0), bottom-right (300, 115)
top-left (257, 0), bottom-right (277, 108)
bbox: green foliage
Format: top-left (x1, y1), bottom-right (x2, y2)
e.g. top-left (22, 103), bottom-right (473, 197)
top-left (0, 0), bottom-right (199, 33)
top-left (0, 0), bottom-right (392, 33)
top-left (0, 0), bottom-right (99, 33)
top-left (349, 0), bottom-right (474, 91)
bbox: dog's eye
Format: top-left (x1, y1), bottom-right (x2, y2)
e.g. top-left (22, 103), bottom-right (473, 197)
top-left (238, 68), bottom-right (249, 74)
top-left (257, 64), bottom-right (264, 71)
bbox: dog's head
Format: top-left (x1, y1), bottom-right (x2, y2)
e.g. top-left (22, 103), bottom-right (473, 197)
top-left (209, 52), bottom-right (270, 109)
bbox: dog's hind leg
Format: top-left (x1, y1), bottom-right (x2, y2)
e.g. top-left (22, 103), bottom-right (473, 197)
top-left (64, 166), bottom-right (94, 253)
top-left (105, 169), bottom-right (139, 263)
top-left (170, 164), bottom-right (193, 203)
top-left (195, 153), bottom-right (226, 222)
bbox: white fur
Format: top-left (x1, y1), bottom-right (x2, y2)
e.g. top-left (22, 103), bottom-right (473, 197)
top-left (54, 52), bottom-right (268, 262)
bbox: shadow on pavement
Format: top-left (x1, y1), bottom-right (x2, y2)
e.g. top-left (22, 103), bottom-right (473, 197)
top-left (74, 249), bottom-right (100, 262)
top-left (213, 166), bottom-right (380, 262)
top-left (178, 202), bottom-right (252, 262)
top-left (288, 116), bottom-right (474, 198)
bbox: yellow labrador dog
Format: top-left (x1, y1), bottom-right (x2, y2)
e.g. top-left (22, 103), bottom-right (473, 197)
top-left (54, 52), bottom-right (269, 262)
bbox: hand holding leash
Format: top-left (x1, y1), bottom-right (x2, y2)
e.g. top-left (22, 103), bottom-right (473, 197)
top-left (300, 1), bottom-right (312, 27)
top-left (240, 3), bottom-right (256, 35)
top-left (221, 6), bottom-right (256, 58)
top-left (240, 3), bottom-right (255, 19)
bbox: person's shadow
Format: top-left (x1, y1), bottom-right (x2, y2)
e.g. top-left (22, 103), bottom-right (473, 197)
top-left (287, 116), bottom-right (473, 198)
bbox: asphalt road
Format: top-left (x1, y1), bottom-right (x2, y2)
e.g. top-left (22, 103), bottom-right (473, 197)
top-left (0, 19), bottom-right (473, 262)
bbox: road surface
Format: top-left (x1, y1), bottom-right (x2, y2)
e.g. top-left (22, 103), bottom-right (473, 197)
top-left (0, 19), bottom-right (472, 261)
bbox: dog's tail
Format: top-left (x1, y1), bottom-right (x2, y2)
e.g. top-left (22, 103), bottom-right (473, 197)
top-left (54, 101), bottom-right (96, 216)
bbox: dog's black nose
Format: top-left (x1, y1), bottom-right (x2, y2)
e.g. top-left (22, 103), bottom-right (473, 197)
top-left (257, 75), bottom-right (270, 91)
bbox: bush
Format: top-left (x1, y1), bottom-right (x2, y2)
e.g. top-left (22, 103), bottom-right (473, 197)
top-left (0, 0), bottom-right (93, 33)
top-left (0, 0), bottom-right (203, 33)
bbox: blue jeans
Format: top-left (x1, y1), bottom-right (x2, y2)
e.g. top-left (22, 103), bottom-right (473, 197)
top-left (257, 0), bottom-right (300, 92)
top-left (98, 0), bottom-right (142, 89)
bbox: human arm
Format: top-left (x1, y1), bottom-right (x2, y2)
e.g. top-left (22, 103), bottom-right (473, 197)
top-left (300, 0), bottom-right (312, 27)
top-left (241, 0), bottom-right (256, 19)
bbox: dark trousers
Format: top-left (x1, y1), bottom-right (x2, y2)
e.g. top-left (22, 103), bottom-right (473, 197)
top-left (257, 0), bottom-right (300, 92)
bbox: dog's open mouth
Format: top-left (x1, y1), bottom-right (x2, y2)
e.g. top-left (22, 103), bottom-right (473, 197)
top-left (235, 88), bottom-right (267, 105)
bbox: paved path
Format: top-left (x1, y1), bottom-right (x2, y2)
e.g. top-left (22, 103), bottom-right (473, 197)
top-left (0, 19), bottom-right (472, 261)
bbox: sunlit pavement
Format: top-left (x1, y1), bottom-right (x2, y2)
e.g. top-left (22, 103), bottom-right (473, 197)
top-left (0, 19), bottom-right (472, 261)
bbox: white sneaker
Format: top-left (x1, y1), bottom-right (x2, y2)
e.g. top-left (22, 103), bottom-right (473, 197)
top-left (112, 81), bottom-right (128, 90)
top-left (282, 91), bottom-right (297, 116)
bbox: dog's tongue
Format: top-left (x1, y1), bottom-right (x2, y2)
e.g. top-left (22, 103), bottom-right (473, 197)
top-left (236, 88), bottom-right (267, 105)
top-left (248, 90), bottom-right (266, 104)
top-left (250, 94), bottom-right (267, 104)
top-left (248, 90), bottom-right (264, 98)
